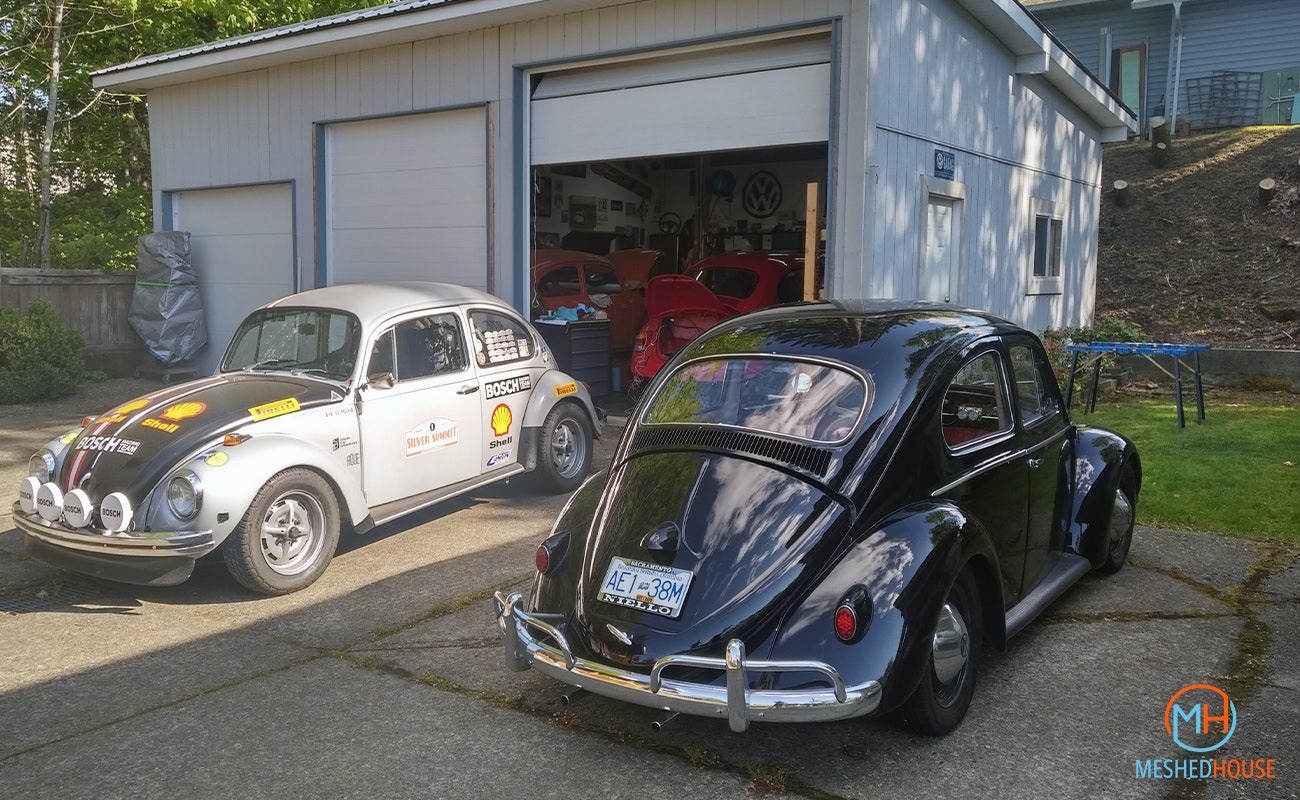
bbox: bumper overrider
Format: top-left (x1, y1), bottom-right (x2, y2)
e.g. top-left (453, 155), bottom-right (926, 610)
top-left (11, 502), bottom-right (216, 587)
top-left (494, 591), bottom-right (883, 732)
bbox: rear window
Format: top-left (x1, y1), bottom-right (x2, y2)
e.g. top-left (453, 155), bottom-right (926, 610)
top-left (642, 357), bottom-right (868, 444)
top-left (690, 267), bottom-right (759, 299)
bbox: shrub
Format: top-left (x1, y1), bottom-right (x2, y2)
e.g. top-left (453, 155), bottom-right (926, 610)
top-left (0, 302), bottom-right (87, 403)
top-left (1042, 317), bottom-right (1150, 393)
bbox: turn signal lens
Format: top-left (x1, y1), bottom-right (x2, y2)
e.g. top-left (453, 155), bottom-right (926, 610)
top-left (223, 433), bottom-right (249, 447)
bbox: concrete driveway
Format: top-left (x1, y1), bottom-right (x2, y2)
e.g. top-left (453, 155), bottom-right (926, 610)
top-left (1, 380), bottom-right (1296, 799)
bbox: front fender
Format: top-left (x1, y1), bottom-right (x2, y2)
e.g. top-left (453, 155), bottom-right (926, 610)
top-left (139, 434), bottom-right (365, 549)
top-left (520, 369), bottom-right (601, 439)
top-left (767, 501), bottom-right (1002, 714)
top-left (1070, 425), bottom-right (1142, 566)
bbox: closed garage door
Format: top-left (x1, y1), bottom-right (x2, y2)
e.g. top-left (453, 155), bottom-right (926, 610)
top-left (325, 107), bottom-right (488, 287)
top-left (530, 32), bottom-right (831, 164)
top-left (170, 183), bottom-right (295, 374)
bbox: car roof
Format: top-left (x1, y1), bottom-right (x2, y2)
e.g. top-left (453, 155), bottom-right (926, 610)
top-left (697, 300), bottom-right (1026, 375)
top-left (265, 282), bottom-right (512, 323)
top-left (690, 251), bottom-right (802, 275)
top-left (530, 249), bottom-right (613, 270)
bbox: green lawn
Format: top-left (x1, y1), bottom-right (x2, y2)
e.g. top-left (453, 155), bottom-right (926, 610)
top-left (1073, 394), bottom-right (1299, 542)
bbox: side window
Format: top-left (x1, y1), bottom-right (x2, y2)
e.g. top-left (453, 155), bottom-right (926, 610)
top-left (583, 264), bottom-right (621, 294)
top-left (469, 310), bottom-right (535, 367)
top-left (376, 314), bottom-right (468, 383)
top-left (537, 266), bottom-right (580, 297)
top-left (1009, 344), bottom-right (1060, 426)
top-left (941, 352), bottom-right (1011, 449)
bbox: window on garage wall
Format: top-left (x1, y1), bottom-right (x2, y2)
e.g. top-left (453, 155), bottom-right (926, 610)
top-left (1028, 198), bottom-right (1063, 296)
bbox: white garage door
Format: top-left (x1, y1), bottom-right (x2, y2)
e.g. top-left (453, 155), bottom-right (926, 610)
top-left (170, 183), bottom-right (295, 375)
top-left (325, 107), bottom-right (488, 287)
top-left (530, 33), bottom-right (831, 164)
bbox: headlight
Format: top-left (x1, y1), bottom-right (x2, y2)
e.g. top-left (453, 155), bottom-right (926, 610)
top-left (29, 451), bottom-right (56, 483)
top-left (166, 471), bottom-right (202, 520)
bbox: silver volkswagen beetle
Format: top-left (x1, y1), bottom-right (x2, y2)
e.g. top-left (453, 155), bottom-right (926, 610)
top-left (14, 282), bottom-right (600, 595)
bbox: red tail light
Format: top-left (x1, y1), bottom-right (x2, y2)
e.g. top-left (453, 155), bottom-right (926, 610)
top-left (834, 585), bottom-right (872, 643)
top-left (633, 330), bottom-right (647, 352)
top-left (535, 530), bottom-right (571, 575)
top-left (834, 605), bottom-right (858, 642)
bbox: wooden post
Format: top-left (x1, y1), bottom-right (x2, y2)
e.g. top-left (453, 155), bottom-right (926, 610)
top-left (1259, 178), bottom-right (1276, 207)
top-left (1151, 141), bottom-right (1170, 167)
top-left (1150, 116), bottom-right (1171, 146)
top-left (804, 183), bottom-right (820, 301)
top-left (1113, 179), bottom-right (1131, 207)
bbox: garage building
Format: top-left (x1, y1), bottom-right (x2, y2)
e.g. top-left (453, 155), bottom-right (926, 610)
top-left (95, 0), bottom-right (1134, 374)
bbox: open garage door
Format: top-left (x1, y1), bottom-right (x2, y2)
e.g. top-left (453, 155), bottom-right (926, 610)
top-left (325, 107), bottom-right (489, 288)
top-left (169, 182), bottom-right (294, 374)
top-left (530, 32), bottom-right (831, 165)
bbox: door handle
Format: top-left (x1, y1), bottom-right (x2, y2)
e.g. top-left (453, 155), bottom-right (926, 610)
top-left (1027, 458), bottom-right (1042, 469)
top-left (456, 384), bottom-right (479, 395)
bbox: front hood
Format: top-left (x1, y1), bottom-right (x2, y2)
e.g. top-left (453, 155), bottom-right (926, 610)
top-left (573, 451), bottom-right (848, 667)
top-left (58, 373), bottom-right (346, 503)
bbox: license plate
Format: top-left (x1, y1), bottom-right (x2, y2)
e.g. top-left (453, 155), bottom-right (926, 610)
top-left (597, 557), bottom-right (693, 619)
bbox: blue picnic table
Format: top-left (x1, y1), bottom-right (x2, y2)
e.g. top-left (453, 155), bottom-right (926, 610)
top-left (1064, 342), bottom-right (1208, 429)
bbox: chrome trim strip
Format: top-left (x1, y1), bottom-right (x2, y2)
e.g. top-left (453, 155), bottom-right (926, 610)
top-left (930, 448), bottom-right (1028, 497)
top-left (1024, 425), bottom-right (1072, 456)
top-left (495, 592), bottom-right (882, 732)
top-left (11, 502), bottom-right (215, 557)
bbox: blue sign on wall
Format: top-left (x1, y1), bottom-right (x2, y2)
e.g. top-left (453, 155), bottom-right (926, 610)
top-left (934, 149), bottom-right (956, 180)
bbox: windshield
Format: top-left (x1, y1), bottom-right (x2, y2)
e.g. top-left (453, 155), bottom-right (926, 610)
top-left (643, 357), bottom-right (869, 444)
top-left (221, 307), bottom-right (361, 381)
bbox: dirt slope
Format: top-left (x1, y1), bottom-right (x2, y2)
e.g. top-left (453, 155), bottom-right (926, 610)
top-left (1096, 126), bottom-right (1300, 348)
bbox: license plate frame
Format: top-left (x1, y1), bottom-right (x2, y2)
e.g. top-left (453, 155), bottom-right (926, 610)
top-left (597, 556), bottom-right (694, 619)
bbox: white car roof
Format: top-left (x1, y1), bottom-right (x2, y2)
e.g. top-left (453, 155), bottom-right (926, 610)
top-left (267, 282), bottom-right (513, 323)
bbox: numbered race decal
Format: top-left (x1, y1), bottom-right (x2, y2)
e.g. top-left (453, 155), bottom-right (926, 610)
top-left (406, 418), bottom-right (459, 457)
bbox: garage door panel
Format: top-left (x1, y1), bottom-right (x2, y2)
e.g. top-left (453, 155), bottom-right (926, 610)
top-left (171, 184), bottom-right (294, 375)
top-left (532, 61), bottom-right (830, 164)
top-left (327, 108), bottom-right (488, 285)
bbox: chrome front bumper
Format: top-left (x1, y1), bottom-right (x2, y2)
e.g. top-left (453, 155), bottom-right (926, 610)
top-left (494, 591), bottom-right (883, 732)
top-left (11, 502), bottom-right (216, 558)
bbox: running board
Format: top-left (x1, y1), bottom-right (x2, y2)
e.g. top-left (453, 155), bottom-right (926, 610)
top-left (360, 464), bottom-right (527, 530)
top-left (1004, 553), bottom-right (1091, 638)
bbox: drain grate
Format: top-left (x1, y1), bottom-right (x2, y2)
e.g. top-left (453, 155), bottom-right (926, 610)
top-left (0, 582), bottom-right (103, 614)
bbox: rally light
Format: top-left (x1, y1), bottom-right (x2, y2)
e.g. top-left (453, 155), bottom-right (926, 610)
top-left (63, 489), bottom-right (94, 528)
top-left (99, 492), bottom-right (133, 533)
top-left (36, 483), bottom-right (65, 522)
top-left (536, 530), bottom-right (571, 575)
top-left (834, 584), bottom-right (872, 644)
top-left (18, 477), bottom-right (40, 514)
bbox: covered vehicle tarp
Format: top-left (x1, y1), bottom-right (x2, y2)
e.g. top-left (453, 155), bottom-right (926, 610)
top-left (129, 231), bottom-right (207, 366)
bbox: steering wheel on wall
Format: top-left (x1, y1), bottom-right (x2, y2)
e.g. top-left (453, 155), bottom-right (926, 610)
top-left (658, 212), bottom-right (682, 234)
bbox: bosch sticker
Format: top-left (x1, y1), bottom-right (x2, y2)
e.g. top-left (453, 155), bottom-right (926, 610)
top-left (484, 374), bottom-right (532, 399)
top-left (75, 436), bottom-right (143, 456)
top-left (249, 397), bottom-right (301, 422)
top-left (406, 418), bottom-right (459, 457)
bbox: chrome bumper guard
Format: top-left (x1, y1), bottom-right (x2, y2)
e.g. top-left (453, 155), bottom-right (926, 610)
top-left (494, 591), bottom-right (883, 732)
top-left (11, 502), bottom-right (216, 558)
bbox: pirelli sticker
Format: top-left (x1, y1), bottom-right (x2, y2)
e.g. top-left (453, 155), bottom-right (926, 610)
top-left (484, 374), bottom-right (532, 400)
top-left (249, 397), bottom-right (301, 422)
top-left (554, 382), bottom-right (578, 397)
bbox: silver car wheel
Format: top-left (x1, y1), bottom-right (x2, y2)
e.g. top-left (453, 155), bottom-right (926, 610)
top-left (1109, 487), bottom-right (1134, 556)
top-left (259, 490), bottom-right (327, 577)
top-left (932, 601), bottom-right (970, 687)
top-left (549, 417), bottom-right (588, 480)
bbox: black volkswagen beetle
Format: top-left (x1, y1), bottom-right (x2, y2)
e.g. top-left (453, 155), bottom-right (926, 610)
top-left (496, 301), bottom-right (1139, 734)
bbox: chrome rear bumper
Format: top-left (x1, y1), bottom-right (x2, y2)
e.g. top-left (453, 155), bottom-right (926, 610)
top-left (494, 591), bottom-right (882, 732)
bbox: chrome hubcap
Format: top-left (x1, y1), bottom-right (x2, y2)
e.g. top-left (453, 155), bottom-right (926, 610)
top-left (932, 602), bottom-right (970, 686)
top-left (259, 492), bottom-right (325, 576)
top-left (1110, 489), bottom-right (1134, 550)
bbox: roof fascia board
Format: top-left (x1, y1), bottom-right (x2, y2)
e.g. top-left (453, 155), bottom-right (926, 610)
top-left (1021, 0), bottom-right (1112, 10)
top-left (93, 0), bottom-right (586, 90)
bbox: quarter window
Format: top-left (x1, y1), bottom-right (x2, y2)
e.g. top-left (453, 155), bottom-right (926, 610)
top-left (469, 310), bottom-right (535, 367)
top-left (942, 352), bottom-right (1011, 448)
top-left (1009, 345), bottom-right (1060, 426)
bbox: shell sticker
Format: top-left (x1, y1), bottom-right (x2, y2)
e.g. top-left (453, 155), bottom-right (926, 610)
top-left (97, 397), bottom-right (151, 424)
top-left (161, 401), bottom-right (206, 421)
top-left (490, 404), bottom-right (513, 437)
top-left (249, 397), bottom-right (301, 422)
top-left (554, 382), bottom-right (578, 397)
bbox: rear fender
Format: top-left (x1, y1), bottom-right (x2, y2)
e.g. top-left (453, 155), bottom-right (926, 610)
top-left (768, 501), bottom-right (1002, 714)
top-left (529, 469), bottom-right (610, 609)
top-left (1070, 426), bottom-right (1142, 566)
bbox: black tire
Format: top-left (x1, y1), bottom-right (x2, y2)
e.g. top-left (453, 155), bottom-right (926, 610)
top-left (532, 402), bottom-right (594, 494)
top-left (1100, 465), bottom-right (1137, 574)
top-left (222, 468), bottom-right (341, 595)
top-left (896, 568), bottom-right (982, 736)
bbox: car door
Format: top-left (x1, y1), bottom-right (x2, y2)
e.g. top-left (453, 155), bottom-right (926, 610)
top-left (1007, 338), bottom-right (1071, 594)
top-left (466, 307), bottom-right (548, 471)
top-left (937, 348), bottom-right (1031, 605)
top-left (357, 311), bottom-right (483, 508)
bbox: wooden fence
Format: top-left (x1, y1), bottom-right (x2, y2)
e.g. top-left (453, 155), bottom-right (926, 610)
top-left (0, 268), bottom-right (138, 355)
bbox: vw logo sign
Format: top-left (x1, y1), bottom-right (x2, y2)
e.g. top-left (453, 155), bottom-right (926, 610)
top-left (742, 170), bottom-right (783, 219)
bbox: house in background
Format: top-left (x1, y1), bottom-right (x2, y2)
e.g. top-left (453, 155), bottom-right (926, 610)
top-left (1025, 0), bottom-right (1300, 136)
top-left (94, 0), bottom-right (1133, 374)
